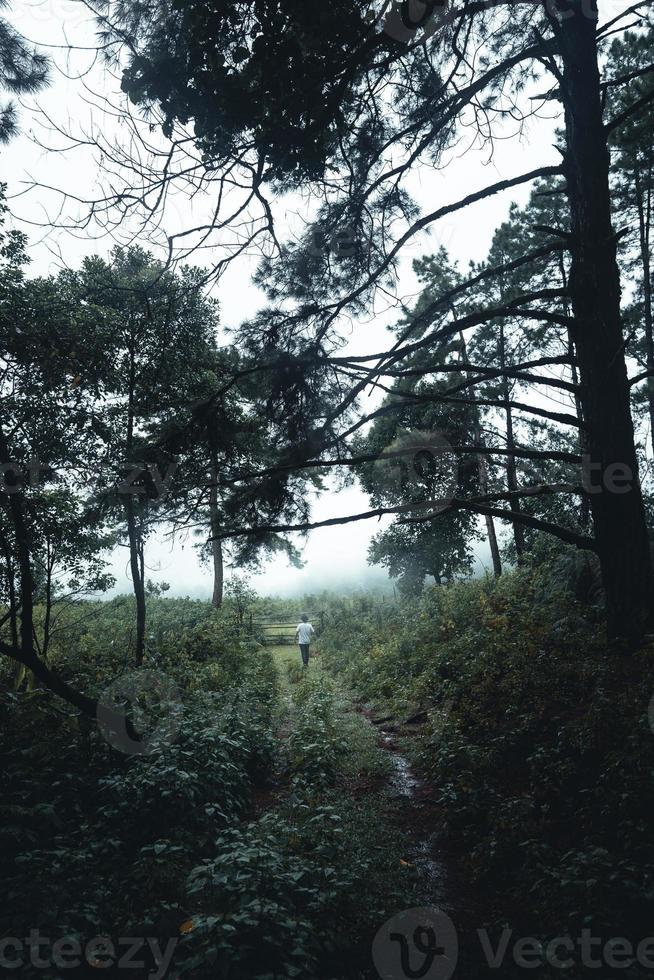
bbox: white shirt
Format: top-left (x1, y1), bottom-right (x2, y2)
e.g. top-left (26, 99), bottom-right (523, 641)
top-left (296, 622), bottom-right (314, 644)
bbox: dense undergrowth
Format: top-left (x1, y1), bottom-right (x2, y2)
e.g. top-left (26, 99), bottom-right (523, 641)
top-left (319, 551), bottom-right (654, 976)
top-left (181, 676), bottom-right (414, 979)
top-left (5, 561), bottom-right (654, 978)
top-left (1, 637), bottom-right (278, 977)
top-left (1, 599), bottom-right (416, 979)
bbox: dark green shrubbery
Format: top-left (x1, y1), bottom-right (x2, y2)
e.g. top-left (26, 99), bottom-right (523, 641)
top-left (319, 560), bottom-right (654, 971)
top-left (287, 678), bottom-right (349, 790)
top-left (177, 676), bottom-right (415, 979)
top-left (0, 627), bottom-right (279, 976)
top-left (9, 573), bottom-right (650, 977)
top-left (0, 598), bottom-right (414, 980)
top-left (180, 804), bottom-right (372, 978)
top-left (30, 595), bottom-right (247, 697)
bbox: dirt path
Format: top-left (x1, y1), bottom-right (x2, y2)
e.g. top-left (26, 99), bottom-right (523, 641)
top-left (375, 719), bottom-right (450, 906)
top-left (269, 643), bottom-right (454, 908)
top-left (262, 646), bottom-right (491, 980)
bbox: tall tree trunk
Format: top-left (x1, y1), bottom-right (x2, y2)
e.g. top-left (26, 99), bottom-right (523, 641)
top-left (557, 0), bottom-right (653, 641)
top-left (125, 498), bottom-right (146, 666)
top-left (460, 332), bottom-right (502, 575)
top-left (209, 458), bottom-right (224, 608)
top-left (558, 253), bottom-right (591, 531)
top-left (124, 331), bottom-right (147, 665)
top-left (0, 425), bottom-right (140, 732)
top-left (0, 534), bottom-right (20, 678)
top-left (476, 424), bottom-right (503, 577)
top-left (634, 170), bottom-right (654, 458)
top-left (567, 331), bottom-right (591, 530)
top-left (41, 540), bottom-right (53, 662)
top-left (499, 321), bottom-right (526, 559)
top-left (12, 662), bottom-right (25, 691)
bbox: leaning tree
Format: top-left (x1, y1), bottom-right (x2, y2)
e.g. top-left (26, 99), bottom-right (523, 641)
top-left (84, 0), bottom-right (654, 641)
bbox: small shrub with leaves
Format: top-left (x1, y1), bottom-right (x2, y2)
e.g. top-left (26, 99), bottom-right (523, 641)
top-left (319, 562), bottom-right (654, 968)
top-left (287, 679), bottom-right (348, 790)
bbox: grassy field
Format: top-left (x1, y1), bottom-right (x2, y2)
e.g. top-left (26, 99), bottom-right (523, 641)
top-left (267, 642), bottom-right (325, 690)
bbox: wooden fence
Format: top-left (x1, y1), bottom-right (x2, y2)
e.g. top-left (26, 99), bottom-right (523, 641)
top-left (249, 611), bottom-right (326, 645)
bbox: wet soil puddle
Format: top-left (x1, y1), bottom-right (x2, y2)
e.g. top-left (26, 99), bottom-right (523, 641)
top-left (372, 717), bottom-right (450, 907)
top-left (363, 710), bottom-right (499, 979)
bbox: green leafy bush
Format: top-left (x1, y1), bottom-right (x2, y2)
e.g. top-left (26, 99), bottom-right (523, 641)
top-left (287, 679), bottom-right (348, 790)
top-left (181, 804), bottom-right (371, 979)
top-left (0, 640), bottom-right (280, 963)
top-left (319, 563), bottom-right (654, 962)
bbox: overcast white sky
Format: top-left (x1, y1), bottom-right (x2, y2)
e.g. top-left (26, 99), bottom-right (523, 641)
top-left (5, 1), bottom-right (565, 598)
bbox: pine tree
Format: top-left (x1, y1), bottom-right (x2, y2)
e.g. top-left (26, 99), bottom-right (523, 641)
top-left (0, 2), bottom-right (48, 142)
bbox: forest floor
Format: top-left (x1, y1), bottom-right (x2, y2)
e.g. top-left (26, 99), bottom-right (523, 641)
top-left (264, 642), bottom-right (471, 977)
top-left (269, 643), bottom-right (454, 893)
top-left (264, 642), bottom-right (516, 980)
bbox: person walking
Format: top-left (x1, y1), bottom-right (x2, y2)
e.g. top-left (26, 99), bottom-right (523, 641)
top-left (295, 613), bottom-right (315, 668)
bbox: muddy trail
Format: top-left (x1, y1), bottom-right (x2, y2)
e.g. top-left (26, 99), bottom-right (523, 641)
top-left (359, 704), bottom-right (503, 980)
top-left (361, 706), bottom-right (450, 907)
